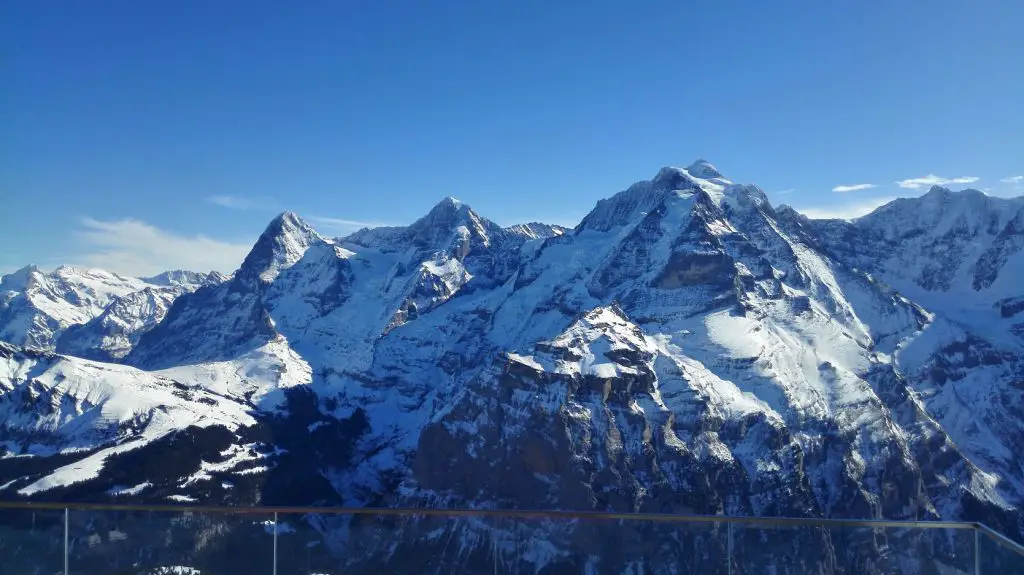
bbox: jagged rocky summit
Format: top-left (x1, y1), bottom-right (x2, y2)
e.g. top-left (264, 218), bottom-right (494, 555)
top-left (1, 160), bottom-right (1023, 574)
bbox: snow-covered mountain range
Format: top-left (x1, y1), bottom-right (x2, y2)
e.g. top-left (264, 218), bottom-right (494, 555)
top-left (2, 160), bottom-right (1022, 573)
top-left (0, 266), bottom-right (225, 359)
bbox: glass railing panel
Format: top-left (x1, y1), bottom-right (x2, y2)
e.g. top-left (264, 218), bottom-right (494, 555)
top-left (275, 511), bottom-right (506, 574)
top-left (4, 502), bottom-right (1024, 575)
top-left (978, 528), bottom-right (1024, 575)
top-left (731, 522), bottom-right (974, 574)
top-left (876, 525), bottom-right (974, 574)
top-left (730, 523), bottom-right (840, 573)
top-left (68, 508), bottom-right (275, 575)
top-left (498, 514), bottom-right (726, 574)
top-left (275, 511), bottom-right (726, 574)
top-left (0, 506), bottom-right (65, 575)
top-left (272, 510), bottom-right (343, 575)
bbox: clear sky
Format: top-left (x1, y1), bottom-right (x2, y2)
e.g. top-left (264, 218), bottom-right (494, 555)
top-left (3, 1), bottom-right (1022, 276)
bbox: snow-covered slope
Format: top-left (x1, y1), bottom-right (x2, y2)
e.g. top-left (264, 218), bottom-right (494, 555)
top-left (0, 341), bottom-right (256, 496)
top-left (2, 163), bottom-right (1022, 574)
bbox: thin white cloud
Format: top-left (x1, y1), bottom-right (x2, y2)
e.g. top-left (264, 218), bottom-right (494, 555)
top-left (773, 188), bottom-right (795, 195)
top-left (206, 195), bottom-right (279, 211)
top-left (307, 215), bottom-right (392, 236)
top-left (895, 175), bottom-right (979, 189)
top-left (995, 175), bottom-right (1024, 198)
top-left (71, 218), bottom-right (252, 277)
top-left (832, 183), bottom-right (877, 193)
top-left (796, 196), bottom-right (898, 221)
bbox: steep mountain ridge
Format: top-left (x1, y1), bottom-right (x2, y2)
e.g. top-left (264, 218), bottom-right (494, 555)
top-left (2, 164), bottom-right (1022, 573)
top-left (129, 199), bottom-right (542, 371)
top-left (778, 188), bottom-right (1024, 535)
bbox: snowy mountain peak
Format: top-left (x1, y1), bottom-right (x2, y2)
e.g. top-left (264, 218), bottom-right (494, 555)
top-left (798, 183), bottom-right (1024, 301)
top-left (921, 185), bottom-right (987, 202)
top-left (504, 222), bottom-right (569, 240)
top-left (862, 187), bottom-right (1022, 229)
top-left (143, 270), bottom-right (227, 288)
top-left (0, 265), bottom-right (39, 291)
top-left (341, 197), bottom-right (507, 260)
top-left (237, 212), bottom-right (322, 284)
top-left (686, 158), bottom-right (724, 179)
top-left (724, 183), bottom-right (771, 209)
top-left (579, 164), bottom-right (738, 232)
top-left (580, 169), bottom-right (696, 232)
top-left (272, 211), bottom-right (313, 234)
top-left (405, 197), bottom-right (504, 251)
top-left (8, 264), bottom-right (39, 276)
top-left (923, 185), bottom-right (952, 198)
top-left (652, 166), bottom-right (702, 191)
top-left (416, 196), bottom-right (471, 226)
top-left (51, 265), bottom-right (133, 283)
top-left (922, 184), bottom-right (986, 196)
top-left (0, 266), bottom-right (151, 351)
top-left (437, 196), bottom-right (463, 209)
top-left (773, 204), bottom-right (807, 225)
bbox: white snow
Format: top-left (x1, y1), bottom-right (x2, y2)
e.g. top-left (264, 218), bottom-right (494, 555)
top-left (0, 266), bottom-right (156, 350)
top-left (0, 350), bottom-right (255, 495)
top-left (109, 482), bottom-right (152, 496)
top-left (156, 337), bottom-right (312, 407)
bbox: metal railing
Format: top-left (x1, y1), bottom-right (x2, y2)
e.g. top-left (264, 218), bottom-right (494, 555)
top-left (1, 501), bottom-right (1023, 574)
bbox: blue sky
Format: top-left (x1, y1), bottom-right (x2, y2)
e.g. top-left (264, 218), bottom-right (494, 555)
top-left (3, 1), bottom-right (1022, 276)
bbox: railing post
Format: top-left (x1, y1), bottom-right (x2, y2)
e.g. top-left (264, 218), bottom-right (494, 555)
top-left (273, 512), bottom-right (279, 575)
top-left (63, 507), bottom-right (69, 575)
top-left (727, 522), bottom-right (733, 575)
top-left (975, 527), bottom-right (980, 575)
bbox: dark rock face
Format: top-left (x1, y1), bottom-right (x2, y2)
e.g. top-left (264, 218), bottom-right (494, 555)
top-left (2, 166), bottom-right (1024, 573)
top-left (655, 251), bottom-right (735, 288)
top-left (127, 280), bottom-right (278, 368)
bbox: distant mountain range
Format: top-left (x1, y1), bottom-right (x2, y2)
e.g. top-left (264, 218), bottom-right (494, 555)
top-left (2, 160), bottom-right (1022, 573)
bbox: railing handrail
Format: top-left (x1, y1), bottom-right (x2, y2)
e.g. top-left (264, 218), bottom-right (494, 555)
top-left (2, 500), bottom-right (1023, 558)
top-left (976, 521), bottom-right (1024, 558)
top-left (0, 500), bottom-right (983, 528)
